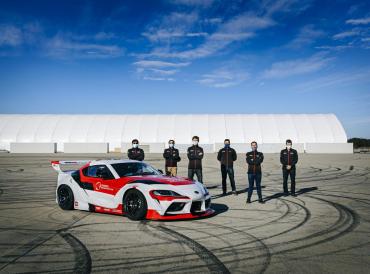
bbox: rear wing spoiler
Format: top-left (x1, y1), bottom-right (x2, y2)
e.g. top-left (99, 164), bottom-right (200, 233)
top-left (51, 160), bottom-right (91, 173)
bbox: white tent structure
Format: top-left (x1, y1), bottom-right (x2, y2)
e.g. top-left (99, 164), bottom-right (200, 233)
top-left (0, 114), bottom-right (352, 153)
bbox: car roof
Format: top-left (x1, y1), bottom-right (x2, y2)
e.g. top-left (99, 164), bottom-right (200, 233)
top-left (89, 159), bottom-right (142, 166)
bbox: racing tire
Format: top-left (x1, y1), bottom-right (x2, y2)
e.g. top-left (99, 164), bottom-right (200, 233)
top-left (57, 185), bottom-right (74, 210)
top-left (123, 189), bottom-right (148, 220)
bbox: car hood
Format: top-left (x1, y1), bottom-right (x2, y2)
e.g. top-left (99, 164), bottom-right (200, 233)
top-left (127, 175), bottom-right (194, 186)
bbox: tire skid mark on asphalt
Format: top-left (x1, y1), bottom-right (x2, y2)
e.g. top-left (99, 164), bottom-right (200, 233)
top-left (201, 194), bottom-right (358, 264)
top-left (138, 220), bottom-right (188, 273)
top-left (0, 213), bottom-right (91, 273)
top-left (60, 232), bottom-right (92, 274)
top-left (314, 192), bottom-right (370, 205)
top-left (268, 195), bottom-right (360, 255)
top-left (206, 197), bottom-right (311, 255)
top-left (63, 221), bottom-right (196, 271)
top-left (195, 220), bottom-right (271, 274)
top-left (160, 221), bottom-right (241, 271)
top-left (151, 224), bottom-right (231, 274)
top-left (0, 207), bottom-right (61, 233)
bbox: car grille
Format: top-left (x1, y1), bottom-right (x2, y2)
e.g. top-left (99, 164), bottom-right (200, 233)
top-left (166, 202), bottom-right (186, 213)
top-left (190, 201), bottom-right (202, 213)
top-left (205, 198), bottom-right (211, 209)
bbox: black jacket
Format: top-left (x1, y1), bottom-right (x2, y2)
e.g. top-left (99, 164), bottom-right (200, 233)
top-left (127, 148), bottom-right (145, 161)
top-left (187, 145), bottom-right (204, 169)
top-left (163, 148), bottom-right (181, 167)
top-left (217, 147), bottom-right (237, 167)
top-left (280, 148), bottom-right (298, 169)
top-left (246, 150), bottom-right (264, 174)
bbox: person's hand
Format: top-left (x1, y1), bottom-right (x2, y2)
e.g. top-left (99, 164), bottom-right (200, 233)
top-left (286, 165), bottom-right (291, 170)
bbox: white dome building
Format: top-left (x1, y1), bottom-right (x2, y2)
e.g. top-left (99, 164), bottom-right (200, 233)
top-left (0, 114), bottom-right (352, 153)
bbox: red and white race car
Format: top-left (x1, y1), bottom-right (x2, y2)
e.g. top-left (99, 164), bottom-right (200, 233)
top-left (51, 159), bottom-right (214, 220)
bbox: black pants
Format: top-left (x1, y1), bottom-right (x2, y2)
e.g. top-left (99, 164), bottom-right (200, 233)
top-left (283, 169), bottom-right (296, 194)
top-left (221, 165), bottom-right (236, 193)
top-left (188, 169), bottom-right (203, 183)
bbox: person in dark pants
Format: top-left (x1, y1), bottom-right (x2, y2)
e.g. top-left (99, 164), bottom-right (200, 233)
top-left (280, 139), bottom-right (298, 196)
top-left (187, 136), bottom-right (204, 183)
top-left (217, 139), bottom-right (237, 195)
top-left (163, 139), bottom-right (181, 176)
top-left (246, 141), bottom-right (264, 203)
top-left (127, 139), bottom-right (145, 161)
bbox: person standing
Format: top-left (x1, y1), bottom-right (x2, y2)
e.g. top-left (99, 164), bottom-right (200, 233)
top-left (187, 136), bottom-right (204, 183)
top-left (127, 139), bottom-right (145, 161)
top-left (163, 139), bottom-right (181, 176)
top-left (280, 139), bottom-right (298, 196)
top-left (246, 141), bottom-right (264, 203)
top-left (217, 139), bottom-right (237, 195)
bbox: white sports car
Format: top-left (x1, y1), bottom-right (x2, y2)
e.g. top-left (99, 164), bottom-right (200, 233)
top-left (51, 159), bottom-right (214, 220)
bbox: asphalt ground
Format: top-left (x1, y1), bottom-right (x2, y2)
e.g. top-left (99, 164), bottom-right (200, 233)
top-left (0, 152), bottom-right (369, 274)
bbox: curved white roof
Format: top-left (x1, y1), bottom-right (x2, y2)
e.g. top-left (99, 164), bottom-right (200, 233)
top-left (0, 114), bottom-right (347, 150)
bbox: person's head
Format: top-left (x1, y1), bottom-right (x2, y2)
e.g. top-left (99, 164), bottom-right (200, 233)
top-left (251, 141), bottom-right (258, 151)
top-left (168, 139), bottom-right (175, 148)
top-left (132, 139), bottom-right (139, 148)
top-left (286, 139), bottom-right (292, 150)
top-left (192, 136), bottom-right (199, 146)
top-left (224, 139), bottom-right (230, 148)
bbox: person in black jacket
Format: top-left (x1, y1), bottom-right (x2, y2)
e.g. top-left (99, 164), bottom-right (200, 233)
top-left (217, 139), bottom-right (237, 195)
top-left (127, 139), bottom-right (145, 161)
top-left (280, 139), bottom-right (298, 196)
top-left (163, 139), bottom-right (181, 176)
top-left (187, 136), bottom-right (204, 183)
top-left (246, 141), bottom-right (264, 203)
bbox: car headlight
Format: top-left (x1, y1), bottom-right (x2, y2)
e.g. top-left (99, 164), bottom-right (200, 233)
top-left (149, 190), bottom-right (190, 201)
top-left (152, 190), bottom-right (182, 197)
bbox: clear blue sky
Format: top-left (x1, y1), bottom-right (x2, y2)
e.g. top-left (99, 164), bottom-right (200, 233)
top-left (0, 0), bottom-right (369, 138)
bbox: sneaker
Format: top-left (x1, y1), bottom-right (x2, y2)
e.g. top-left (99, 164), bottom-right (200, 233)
top-left (232, 190), bottom-right (238, 196)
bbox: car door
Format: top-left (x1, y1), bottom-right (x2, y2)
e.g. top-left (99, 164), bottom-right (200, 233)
top-left (80, 165), bottom-right (117, 208)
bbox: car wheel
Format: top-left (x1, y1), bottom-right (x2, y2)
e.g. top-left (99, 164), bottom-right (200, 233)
top-left (57, 185), bottom-right (74, 210)
top-left (123, 189), bottom-right (148, 220)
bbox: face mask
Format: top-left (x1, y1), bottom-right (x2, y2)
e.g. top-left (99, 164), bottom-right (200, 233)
top-left (286, 145), bottom-right (292, 150)
top-left (169, 143), bottom-right (174, 148)
top-left (132, 144), bottom-right (138, 148)
top-left (192, 141), bottom-right (198, 146)
top-left (251, 147), bottom-right (257, 151)
top-left (224, 144), bottom-right (230, 148)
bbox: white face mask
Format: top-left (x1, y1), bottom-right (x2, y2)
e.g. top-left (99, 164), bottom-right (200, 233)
top-left (132, 144), bottom-right (138, 148)
top-left (286, 145), bottom-right (292, 150)
top-left (192, 141), bottom-right (198, 146)
top-left (169, 143), bottom-right (174, 148)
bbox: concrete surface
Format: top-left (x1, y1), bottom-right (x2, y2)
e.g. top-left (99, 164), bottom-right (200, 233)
top-left (0, 153), bottom-right (369, 273)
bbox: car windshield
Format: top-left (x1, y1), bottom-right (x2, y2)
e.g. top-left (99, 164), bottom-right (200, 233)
top-left (111, 162), bottom-right (161, 177)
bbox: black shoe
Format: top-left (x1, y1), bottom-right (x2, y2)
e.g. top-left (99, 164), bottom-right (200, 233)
top-left (283, 192), bottom-right (289, 196)
top-left (222, 192), bottom-right (227, 196)
top-left (246, 199), bottom-right (251, 204)
top-left (232, 190), bottom-right (238, 196)
top-left (291, 193), bottom-right (297, 197)
top-left (258, 199), bottom-right (265, 204)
